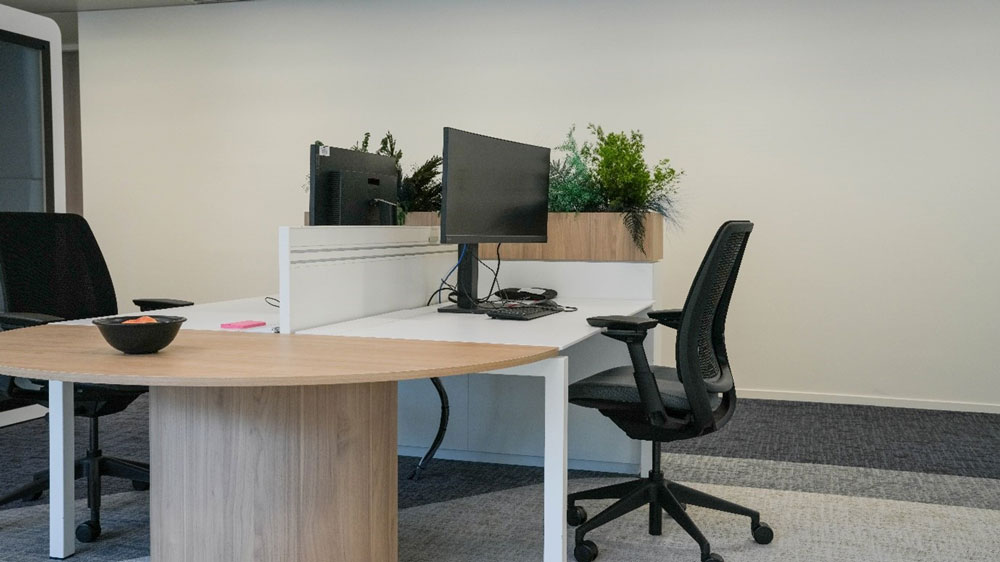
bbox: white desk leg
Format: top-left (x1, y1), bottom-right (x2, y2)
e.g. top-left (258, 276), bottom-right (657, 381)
top-left (543, 357), bottom-right (569, 562)
top-left (49, 381), bottom-right (75, 559)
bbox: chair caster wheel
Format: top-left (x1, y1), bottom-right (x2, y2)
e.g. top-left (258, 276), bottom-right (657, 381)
top-left (574, 540), bottom-right (599, 562)
top-left (702, 553), bottom-right (724, 562)
top-left (76, 520), bottom-right (101, 543)
top-left (132, 480), bottom-right (150, 491)
top-left (752, 522), bottom-right (774, 544)
top-left (567, 505), bottom-right (588, 526)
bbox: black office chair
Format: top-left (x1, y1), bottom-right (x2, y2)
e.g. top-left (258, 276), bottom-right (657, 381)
top-left (0, 212), bottom-right (191, 543)
top-left (566, 221), bottom-right (771, 562)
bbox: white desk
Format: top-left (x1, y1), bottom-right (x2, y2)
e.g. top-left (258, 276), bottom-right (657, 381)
top-left (44, 295), bottom-right (651, 561)
top-left (308, 297), bottom-right (653, 562)
top-left (302, 298), bottom-right (652, 349)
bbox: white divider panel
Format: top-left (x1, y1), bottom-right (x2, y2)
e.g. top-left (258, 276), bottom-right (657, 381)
top-left (279, 226), bottom-right (456, 333)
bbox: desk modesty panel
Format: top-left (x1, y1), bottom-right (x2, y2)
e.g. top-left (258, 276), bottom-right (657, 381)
top-left (0, 324), bottom-right (558, 387)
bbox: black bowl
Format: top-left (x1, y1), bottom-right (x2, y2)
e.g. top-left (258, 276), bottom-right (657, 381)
top-left (92, 315), bottom-right (186, 354)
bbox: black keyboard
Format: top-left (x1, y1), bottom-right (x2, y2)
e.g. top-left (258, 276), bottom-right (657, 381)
top-left (485, 305), bottom-right (560, 321)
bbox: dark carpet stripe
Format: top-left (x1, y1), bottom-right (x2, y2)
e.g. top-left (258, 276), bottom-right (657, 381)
top-left (666, 399), bottom-right (1000, 479)
top-left (3, 395), bottom-right (1000, 513)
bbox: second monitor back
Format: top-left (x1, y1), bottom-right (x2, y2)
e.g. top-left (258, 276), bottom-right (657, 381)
top-left (309, 145), bottom-right (400, 226)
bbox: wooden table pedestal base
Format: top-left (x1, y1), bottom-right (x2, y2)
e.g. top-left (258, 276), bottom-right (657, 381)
top-left (150, 383), bottom-right (398, 562)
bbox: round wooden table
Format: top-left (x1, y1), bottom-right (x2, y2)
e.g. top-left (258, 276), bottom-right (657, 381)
top-left (0, 324), bottom-right (557, 562)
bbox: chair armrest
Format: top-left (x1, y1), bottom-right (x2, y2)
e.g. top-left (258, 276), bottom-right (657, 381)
top-left (133, 298), bottom-right (194, 312)
top-left (587, 315), bottom-right (669, 426)
top-left (647, 309), bottom-right (683, 330)
top-left (0, 312), bottom-right (64, 330)
top-left (586, 315), bottom-right (659, 331)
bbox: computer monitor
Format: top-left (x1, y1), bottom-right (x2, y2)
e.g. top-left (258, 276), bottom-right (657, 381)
top-left (309, 144), bottom-right (400, 226)
top-left (439, 128), bottom-right (550, 313)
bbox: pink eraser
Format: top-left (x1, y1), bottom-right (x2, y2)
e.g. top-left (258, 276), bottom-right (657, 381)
top-left (221, 320), bottom-right (267, 330)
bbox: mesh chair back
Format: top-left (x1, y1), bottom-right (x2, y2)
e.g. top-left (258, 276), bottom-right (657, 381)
top-left (676, 221), bottom-right (752, 394)
top-left (0, 213), bottom-right (118, 320)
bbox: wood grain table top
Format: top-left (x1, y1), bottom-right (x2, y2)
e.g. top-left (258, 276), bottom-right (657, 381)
top-left (0, 324), bottom-right (559, 387)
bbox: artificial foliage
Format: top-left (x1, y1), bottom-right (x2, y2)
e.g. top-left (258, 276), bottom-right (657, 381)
top-left (399, 155), bottom-right (443, 212)
top-left (548, 126), bottom-right (604, 213)
top-left (549, 124), bottom-right (682, 252)
top-left (350, 132), bottom-right (372, 153)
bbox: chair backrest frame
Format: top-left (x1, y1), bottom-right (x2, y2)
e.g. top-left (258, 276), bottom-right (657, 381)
top-left (675, 220), bottom-right (753, 432)
top-left (0, 212), bottom-right (118, 321)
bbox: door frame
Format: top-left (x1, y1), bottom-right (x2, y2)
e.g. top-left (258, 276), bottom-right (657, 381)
top-left (0, 4), bottom-right (65, 213)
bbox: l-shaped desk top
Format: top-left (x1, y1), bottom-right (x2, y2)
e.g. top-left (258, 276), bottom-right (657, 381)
top-left (0, 296), bottom-right (654, 387)
top-left (301, 297), bottom-right (655, 350)
top-left (0, 295), bottom-right (654, 562)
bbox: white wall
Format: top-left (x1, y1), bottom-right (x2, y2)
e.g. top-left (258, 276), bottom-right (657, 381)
top-left (78, 0), bottom-right (1000, 411)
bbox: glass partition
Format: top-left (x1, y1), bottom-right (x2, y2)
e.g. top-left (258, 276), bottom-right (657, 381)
top-left (0, 30), bottom-right (52, 211)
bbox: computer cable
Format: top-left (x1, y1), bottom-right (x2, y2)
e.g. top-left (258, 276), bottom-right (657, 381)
top-left (427, 283), bottom-right (458, 306)
top-left (428, 244), bottom-right (506, 308)
top-left (435, 245), bottom-right (467, 304)
top-left (473, 243), bottom-right (503, 306)
top-left (483, 243), bottom-right (502, 304)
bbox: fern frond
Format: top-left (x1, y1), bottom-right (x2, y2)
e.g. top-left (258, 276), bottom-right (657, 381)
top-left (401, 155), bottom-right (443, 212)
top-left (622, 208), bottom-right (647, 254)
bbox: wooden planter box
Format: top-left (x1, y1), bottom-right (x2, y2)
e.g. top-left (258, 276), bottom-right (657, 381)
top-left (404, 211), bottom-right (662, 263)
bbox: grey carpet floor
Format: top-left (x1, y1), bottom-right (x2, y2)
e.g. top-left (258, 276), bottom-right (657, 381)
top-left (4, 396), bottom-right (1000, 511)
top-left (2, 398), bottom-right (999, 560)
top-left (665, 399), bottom-right (1000, 479)
top-left (3, 476), bottom-right (1000, 562)
top-left (660, 452), bottom-right (1000, 510)
top-left (398, 478), bottom-right (1000, 562)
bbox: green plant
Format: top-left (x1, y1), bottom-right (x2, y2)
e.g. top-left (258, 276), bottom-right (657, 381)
top-left (548, 126), bottom-right (603, 213)
top-left (350, 132), bottom-right (371, 153)
top-left (352, 131), bottom-right (402, 170)
top-left (399, 155), bottom-right (443, 212)
top-left (549, 124), bottom-right (682, 252)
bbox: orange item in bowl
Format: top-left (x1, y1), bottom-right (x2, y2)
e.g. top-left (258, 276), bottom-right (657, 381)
top-left (122, 316), bottom-right (158, 325)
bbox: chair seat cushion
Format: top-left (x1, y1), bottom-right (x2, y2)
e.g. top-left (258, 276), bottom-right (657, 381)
top-left (569, 365), bottom-right (721, 412)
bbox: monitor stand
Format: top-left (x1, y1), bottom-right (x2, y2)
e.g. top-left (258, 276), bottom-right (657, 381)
top-left (437, 244), bottom-right (488, 314)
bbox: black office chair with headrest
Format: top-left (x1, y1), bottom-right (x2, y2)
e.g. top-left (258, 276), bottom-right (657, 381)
top-left (566, 220), bottom-right (772, 562)
top-left (0, 212), bottom-right (191, 543)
